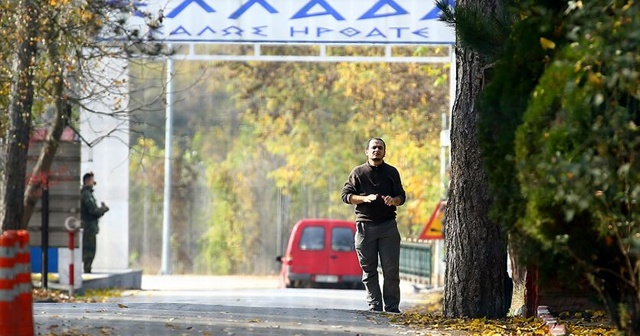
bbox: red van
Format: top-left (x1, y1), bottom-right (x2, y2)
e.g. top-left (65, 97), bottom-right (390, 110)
top-left (276, 218), bottom-right (363, 289)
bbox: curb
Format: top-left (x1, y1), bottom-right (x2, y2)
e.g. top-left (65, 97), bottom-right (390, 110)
top-left (537, 305), bottom-right (566, 336)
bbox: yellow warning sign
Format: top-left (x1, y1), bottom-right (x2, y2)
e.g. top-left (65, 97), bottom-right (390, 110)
top-left (418, 200), bottom-right (446, 240)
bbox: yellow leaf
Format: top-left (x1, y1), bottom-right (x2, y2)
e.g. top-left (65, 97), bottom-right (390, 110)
top-left (574, 61), bottom-right (582, 72)
top-left (540, 37), bottom-right (556, 50)
top-left (587, 73), bottom-right (603, 86)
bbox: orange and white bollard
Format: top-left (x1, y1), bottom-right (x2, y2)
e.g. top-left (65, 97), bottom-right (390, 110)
top-left (0, 231), bottom-right (17, 336)
top-left (15, 230), bottom-right (34, 336)
top-left (63, 216), bottom-right (82, 297)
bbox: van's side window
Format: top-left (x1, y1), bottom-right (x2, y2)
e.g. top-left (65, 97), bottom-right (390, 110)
top-left (332, 227), bottom-right (355, 252)
top-left (299, 226), bottom-right (325, 250)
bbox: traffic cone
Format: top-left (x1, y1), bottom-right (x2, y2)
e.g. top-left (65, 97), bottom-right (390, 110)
top-left (0, 231), bottom-right (17, 336)
top-left (15, 230), bottom-right (33, 336)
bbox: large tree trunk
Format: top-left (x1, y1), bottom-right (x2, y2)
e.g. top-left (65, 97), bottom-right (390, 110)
top-left (1, 0), bottom-right (40, 231)
top-left (444, 1), bottom-right (508, 317)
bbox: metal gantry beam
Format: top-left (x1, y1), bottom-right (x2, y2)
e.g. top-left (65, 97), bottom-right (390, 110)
top-left (171, 42), bottom-right (453, 63)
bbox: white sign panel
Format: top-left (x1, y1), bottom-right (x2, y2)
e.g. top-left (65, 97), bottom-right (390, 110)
top-left (132, 0), bottom-right (456, 44)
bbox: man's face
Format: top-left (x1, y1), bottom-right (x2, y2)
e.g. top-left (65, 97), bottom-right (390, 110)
top-left (366, 140), bottom-right (385, 163)
top-left (86, 177), bottom-right (96, 187)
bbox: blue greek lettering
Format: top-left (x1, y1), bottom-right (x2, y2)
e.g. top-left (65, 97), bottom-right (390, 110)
top-left (228, 0), bottom-right (278, 19)
top-left (412, 27), bottom-right (429, 38)
top-left (222, 26), bottom-right (244, 36)
top-left (421, 0), bottom-right (454, 20)
top-left (291, 0), bottom-right (345, 21)
top-left (365, 28), bottom-right (386, 38)
top-left (290, 26), bottom-right (310, 36)
top-left (359, 0), bottom-right (408, 20)
top-left (316, 27), bottom-right (332, 37)
top-left (170, 26), bottom-right (192, 36)
top-left (198, 26), bottom-right (216, 36)
top-left (389, 27), bottom-right (409, 38)
top-left (340, 27), bottom-right (360, 37)
top-left (166, 0), bottom-right (215, 18)
top-left (252, 26), bottom-right (268, 37)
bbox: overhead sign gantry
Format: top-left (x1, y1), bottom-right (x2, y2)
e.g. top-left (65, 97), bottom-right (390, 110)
top-left (133, 0), bottom-right (455, 45)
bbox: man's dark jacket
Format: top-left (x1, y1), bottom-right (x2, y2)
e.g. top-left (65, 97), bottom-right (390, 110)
top-left (81, 185), bottom-right (108, 234)
top-left (341, 161), bottom-right (406, 223)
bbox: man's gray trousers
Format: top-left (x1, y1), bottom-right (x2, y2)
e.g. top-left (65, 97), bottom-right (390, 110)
top-left (355, 218), bottom-right (401, 312)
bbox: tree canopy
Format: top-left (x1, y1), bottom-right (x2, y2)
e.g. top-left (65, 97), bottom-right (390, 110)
top-left (1, 0), bottom-right (166, 230)
top-left (475, 0), bottom-right (639, 332)
top-left (127, 53), bottom-right (450, 274)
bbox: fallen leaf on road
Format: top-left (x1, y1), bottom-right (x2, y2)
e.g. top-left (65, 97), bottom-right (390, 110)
top-left (98, 326), bottom-right (114, 335)
top-left (165, 322), bottom-right (180, 329)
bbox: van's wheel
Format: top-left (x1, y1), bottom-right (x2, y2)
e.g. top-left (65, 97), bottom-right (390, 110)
top-left (286, 281), bottom-right (295, 288)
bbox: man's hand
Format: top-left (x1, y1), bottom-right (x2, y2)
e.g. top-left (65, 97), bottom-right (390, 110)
top-left (348, 194), bottom-right (378, 204)
top-left (363, 194), bottom-right (378, 203)
top-left (382, 195), bottom-right (399, 206)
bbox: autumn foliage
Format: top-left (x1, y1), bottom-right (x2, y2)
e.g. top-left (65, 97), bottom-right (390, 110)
top-left (476, 0), bottom-right (639, 334)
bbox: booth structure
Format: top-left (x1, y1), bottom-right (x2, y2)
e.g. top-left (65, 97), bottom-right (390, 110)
top-left (26, 122), bottom-right (139, 292)
top-left (27, 127), bottom-right (83, 290)
top-left (26, 56), bottom-right (138, 292)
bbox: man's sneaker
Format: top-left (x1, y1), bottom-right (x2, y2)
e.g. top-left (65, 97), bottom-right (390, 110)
top-left (368, 306), bottom-right (383, 312)
top-left (385, 308), bottom-right (402, 314)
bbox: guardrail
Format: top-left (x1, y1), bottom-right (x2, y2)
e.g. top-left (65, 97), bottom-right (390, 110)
top-left (399, 240), bottom-right (432, 285)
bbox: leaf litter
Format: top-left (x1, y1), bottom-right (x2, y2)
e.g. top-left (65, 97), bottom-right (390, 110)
top-left (392, 290), bottom-right (617, 335)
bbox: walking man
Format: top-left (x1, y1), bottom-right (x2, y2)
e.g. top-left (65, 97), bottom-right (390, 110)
top-left (341, 138), bottom-right (406, 313)
top-left (81, 172), bottom-right (109, 273)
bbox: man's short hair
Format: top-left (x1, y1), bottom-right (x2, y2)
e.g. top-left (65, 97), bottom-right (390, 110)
top-left (82, 172), bottom-right (94, 184)
top-left (366, 138), bottom-right (386, 150)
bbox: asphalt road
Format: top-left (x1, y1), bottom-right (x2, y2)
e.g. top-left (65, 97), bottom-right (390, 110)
top-left (33, 275), bottom-right (436, 336)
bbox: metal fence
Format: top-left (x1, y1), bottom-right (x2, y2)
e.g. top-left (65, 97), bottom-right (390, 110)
top-left (399, 240), bottom-right (432, 285)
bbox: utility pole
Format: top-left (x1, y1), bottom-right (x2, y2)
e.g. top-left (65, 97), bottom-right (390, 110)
top-left (160, 56), bottom-right (173, 275)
